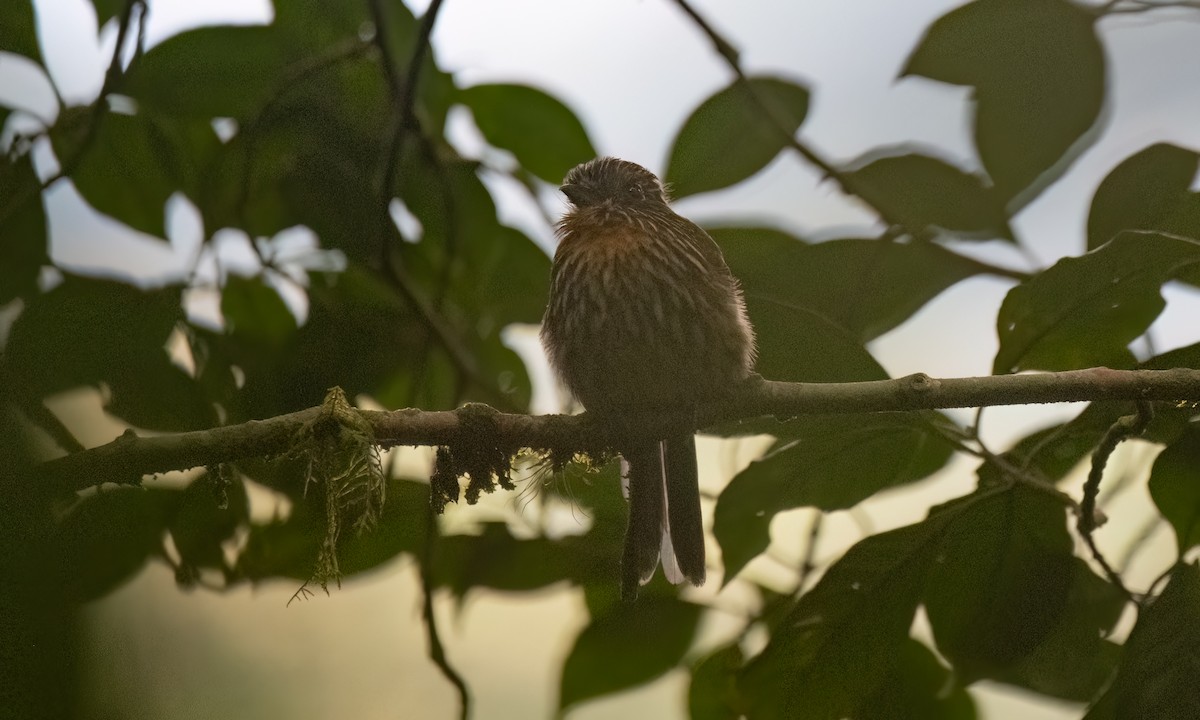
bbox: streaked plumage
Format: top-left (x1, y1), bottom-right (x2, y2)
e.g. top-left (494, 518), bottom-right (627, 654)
top-left (540, 157), bottom-right (755, 598)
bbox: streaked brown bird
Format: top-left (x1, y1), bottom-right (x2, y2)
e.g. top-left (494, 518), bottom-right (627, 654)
top-left (540, 157), bottom-right (756, 599)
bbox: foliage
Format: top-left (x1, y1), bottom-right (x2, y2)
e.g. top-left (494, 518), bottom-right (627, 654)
top-left (2, 0), bottom-right (1200, 718)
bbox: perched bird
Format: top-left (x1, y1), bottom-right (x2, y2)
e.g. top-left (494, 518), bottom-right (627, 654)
top-left (540, 157), bottom-right (756, 599)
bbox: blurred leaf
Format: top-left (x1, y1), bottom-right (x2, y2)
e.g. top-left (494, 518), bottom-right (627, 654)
top-left (0, 153), bottom-right (48, 303)
top-left (168, 472), bottom-right (249, 570)
top-left (994, 232), bottom-right (1200, 373)
top-left (55, 487), bottom-right (165, 602)
top-left (712, 229), bottom-right (983, 342)
top-left (461, 83), bottom-right (596, 183)
top-left (3, 274), bottom-right (183, 397)
top-left (902, 0), bottom-right (1104, 207)
top-left (433, 523), bottom-right (573, 596)
top-left (714, 413), bottom-right (954, 582)
top-left (0, 0), bottom-right (43, 65)
top-left (106, 357), bottom-right (217, 431)
top-left (996, 558), bottom-right (1125, 701)
top-left (221, 274), bottom-right (298, 350)
top-left (559, 595), bottom-right (701, 713)
top-left (745, 295), bottom-right (888, 383)
top-left (1149, 429), bottom-right (1200, 554)
top-left (924, 486), bottom-right (1074, 680)
top-left (123, 25), bottom-right (286, 119)
top-left (1088, 143), bottom-right (1200, 251)
top-left (336, 478), bottom-right (429, 576)
top-left (846, 151), bottom-right (1011, 240)
top-left (1084, 563), bottom-right (1200, 720)
top-left (689, 643), bottom-right (745, 720)
top-left (854, 639), bottom-right (977, 720)
top-left (478, 225), bottom-right (551, 326)
top-left (90, 0), bottom-right (125, 27)
top-left (666, 76), bottom-right (809, 198)
top-left (53, 110), bottom-right (221, 238)
top-left (739, 514), bottom-right (953, 720)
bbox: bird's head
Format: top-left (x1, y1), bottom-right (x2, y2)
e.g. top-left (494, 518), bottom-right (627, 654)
top-left (561, 157), bottom-right (669, 208)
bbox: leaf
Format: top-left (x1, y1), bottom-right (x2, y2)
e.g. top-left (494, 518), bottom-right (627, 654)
top-left (0, 0), bottom-right (43, 65)
top-left (712, 229), bottom-right (983, 342)
top-left (221, 274), bottom-right (298, 350)
top-left (432, 524), bottom-right (573, 596)
top-left (53, 110), bottom-right (220, 238)
top-left (854, 639), bottom-right (977, 720)
top-left (122, 25), bottom-right (287, 119)
top-left (689, 643), bottom-right (745, 720)
top-left (167, 472), bottom-right (250, 571)
top-left (105, 357), bottom-right (217, 432)
top-left (738, 514), bottom-right (954, 720)
top-left (666, 76), bottom-right (809, 198)
top-left (902, 0), bottom-right (1104, 207)
top-left (0, 152), bottom-right (49, 303)
top-left (1088, 143), bottom-right (1200, 250)
top-left (478, 225), bottom-right (552, 326)
top-left (1149, 429), bottom-right (1200, 553)
top-left (3, 275), bottom-right (184, 400)
top-left (55, 487), bottom-right (165, 602)
top-left (744, 294), bottom-right (888, 384)
top-left (996, 558), bottom-right (1126, 701)
top-left (558, 596), bottom-right (702, 713)
top-left (461, 83), bottom-right (596, 184)
top-left (845, 151), bottom-right (1011, 241)
top-left (89, 0), bottom-right (125, 27)
top-left (923, 486), bottom-right (1075, 680)
top-left (994, 232), bottom-right (1200, 374)
top-left (1085, 563), bottom-right (1200, 720)
top-left (714, 413), bottom-right (954, 582)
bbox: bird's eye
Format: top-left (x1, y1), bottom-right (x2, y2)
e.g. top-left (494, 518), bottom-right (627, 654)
top-left (628, 185), bottom-right (643, 197)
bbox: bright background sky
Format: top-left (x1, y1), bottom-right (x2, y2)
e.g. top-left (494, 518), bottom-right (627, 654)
top-left (6, 0), bottom-right (1200, 717)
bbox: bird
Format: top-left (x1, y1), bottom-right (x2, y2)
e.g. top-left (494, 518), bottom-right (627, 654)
top-left (540, 157), bottom-right (756, 599)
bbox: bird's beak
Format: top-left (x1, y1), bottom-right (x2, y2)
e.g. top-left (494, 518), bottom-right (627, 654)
top-left (561, 182), bottom-right (595, 207)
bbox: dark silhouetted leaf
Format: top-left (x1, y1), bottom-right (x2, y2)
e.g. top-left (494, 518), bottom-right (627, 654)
top-left (714, 413), bottom-right (954, 581)
top-left (123, 25), bottom-right (286, 119)
top-left (712, 229), bottom-right (983, 342)
top-left (924, 486), bottom-right (1074, 680)
top-left (0, 0), bottom-right (43, 65)
top-left (690, 643), bottom-right (745, 720)
top-left (106, 357), bottom-right (216, 432)
top-left (996, 558), bottom-right (1125, 701)
top-left (1149, 429), bottom-right (1200, 554)
top-left (744, 295), bottom-right (888, 384)
top-left (846, 151), bottom-right (1011, 241)
top-left (168, 472), bottom-right (249, 571)
top-left (666, 76), bottom-right (809, 198)
top-left (994, 232), bottom-right (1200, 373)
top-left (739, 514), bottom-right (954, 720)
top-left (55, 487), bottom-right (165, 602)
top-left (559, 595), bottom-right (701, 713)
top-left (89, 0), bottom-right (125, 27)
top-left (479, 225), bottom-right (551, 326)
top-left (0, 153), bottom-right (48, 303)
top-left (855, 639), bottom-right (977, 720)
top-left (462, 83), bottom-right (596, 184)
top-left (221, 274), bottom-right (298, 350)
top-left (433, 523), bottom-right (573, 596)
top-left (902, 0), bottom-right (1104, 207)
top-left (1084, 563), bottom-right (1200, 720)
top-left (1087, 143), bottom-right (1200, 251)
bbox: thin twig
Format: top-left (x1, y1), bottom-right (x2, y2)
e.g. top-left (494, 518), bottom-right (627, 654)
top-left (1076, 401), bottom-right (1153, 599)
top-left (793, 510), bottom-right (823, 595)
top-left (421, 502), bottom-right (471, 720)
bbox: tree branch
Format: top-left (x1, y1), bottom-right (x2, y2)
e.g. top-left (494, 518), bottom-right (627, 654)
top-left (37, 368), bottom-right (1200, 493)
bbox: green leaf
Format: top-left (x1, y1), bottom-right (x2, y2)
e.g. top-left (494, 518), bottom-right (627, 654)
top-left (54, 110), bottom-right (220, 238)
top-left (105, 356), bottom-right (217, 431)
top-left (902, 0), bottom-right (1104, 207)
top-left (478, 226), bottom-right (551, 326)
top-left (666, 76), bottom-right (809, 198)
top-left (744, 294), bottom-right (888, 383)
top-left (4, 275), bottom-right (184, 400)
top-left (1088, 143), bottom-right (1200, 251)
top-left (1085, 563), bottom-right (1200, 720)
top-left (167, 472), bottom-right (249, 571)
top-left (845, 151), bottom-right (1012, 241)
top-left (0, 0), bottom-right (43, 65)
top-left (712, 229), bottom-right (983, 342)
top-left (461, 83), bottom-right (596, 184)
top-left (689, 643), bottom-right (745, 720)
top-left (714, 413), bottom-right (954, 582)
top-left (996, 558), bottom-right (1125, 701)
top-left (221, 274), bottom-right (298, 350)
top-left (0, 152), bottom-right (49, 303)
top-left (1149, 429), bottom-right (1200, 553)
top-left (924, 486), bottom-right (1075, 680)
top-left (432, 524), bottom-right (573, 596)
top-left (558, 596), bottom-right (701, 713)
top-left (738, 515), bottom-right (953, 720)
top-left (855, 639), bottom-right (977, 720)
top-left (123, 25), bottom-right (287, 119)
top-left (89, 0), bottom-right (126, 27)
top-left (994, 232), bottom-right (1200, 374)
top-left (55, 487), bottom-right (165, 602)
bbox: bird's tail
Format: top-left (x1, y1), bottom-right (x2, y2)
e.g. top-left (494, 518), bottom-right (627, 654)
top-left (621, 434), bottom-right (706, 600)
